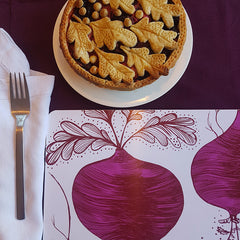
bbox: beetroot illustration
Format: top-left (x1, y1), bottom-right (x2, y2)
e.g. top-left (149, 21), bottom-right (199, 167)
top-left (46, 110), bottom-right (197, 239)
top-left (72, 148), bottom-right (183, 240)
top-left (191, 110), bottom-right (240, 240)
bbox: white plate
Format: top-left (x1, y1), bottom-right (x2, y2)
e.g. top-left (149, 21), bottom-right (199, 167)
top-left (53, 5), bottom-right (193, 108)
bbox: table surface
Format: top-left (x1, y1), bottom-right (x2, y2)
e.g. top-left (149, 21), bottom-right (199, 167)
top-left (1, 0), bottom-right (239, 111)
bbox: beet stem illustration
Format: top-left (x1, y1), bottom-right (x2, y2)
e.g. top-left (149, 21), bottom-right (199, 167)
top-left (50, 173), bottom-right (71, 240)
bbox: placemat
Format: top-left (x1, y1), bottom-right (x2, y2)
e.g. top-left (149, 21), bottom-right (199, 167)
top-left (43, 109), bottom-right (239, 240)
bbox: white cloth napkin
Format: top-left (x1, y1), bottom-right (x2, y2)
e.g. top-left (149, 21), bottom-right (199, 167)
top-left (0, 28), bottom-right (54, 240)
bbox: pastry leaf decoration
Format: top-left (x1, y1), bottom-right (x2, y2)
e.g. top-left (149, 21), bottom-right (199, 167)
top-left (138, 0), bottom-right (182, 28)
top-left (132, 113), bottom-right (197, 148)
top-left (131, 17), bottom-right (178, 53)
top-left (90, 17), bottom-right (137, 50)
top-left (109, 0), bottom-right (135, 14)
top-left (67, 19), bottom-right (95, 64)
top-left (95, 47), bottom-right (135, 84)
top-left (121, 46), bottom-right (168, 78)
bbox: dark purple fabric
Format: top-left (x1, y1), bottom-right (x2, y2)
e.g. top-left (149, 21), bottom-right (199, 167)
top-left (0, 0), bottom-right (239, 110)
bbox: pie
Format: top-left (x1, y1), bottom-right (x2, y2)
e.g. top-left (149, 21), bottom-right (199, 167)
top-left (59, 0), bottom-right (187, 90)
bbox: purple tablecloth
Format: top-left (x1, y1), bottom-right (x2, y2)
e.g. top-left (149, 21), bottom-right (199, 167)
top-left (0, 0), bottom-right (239, 110)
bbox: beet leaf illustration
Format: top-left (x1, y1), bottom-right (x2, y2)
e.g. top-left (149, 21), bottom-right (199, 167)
top-left (46, 110), bottom-right (197, 165)
top-left (46, 120), bottom-right (115, 165)
top-left (124, 112), bottom-right (197, 148)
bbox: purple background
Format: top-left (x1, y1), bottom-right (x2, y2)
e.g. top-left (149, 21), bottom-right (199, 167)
top-left (0, 0), bottom-right (239, 110)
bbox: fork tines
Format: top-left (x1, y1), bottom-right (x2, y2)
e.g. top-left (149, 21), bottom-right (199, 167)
top-left (10, 72), bottom-right (30, 110)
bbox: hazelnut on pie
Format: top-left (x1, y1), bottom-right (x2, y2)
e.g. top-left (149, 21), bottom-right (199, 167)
top-left (59, 0), bottom-right (187, 90)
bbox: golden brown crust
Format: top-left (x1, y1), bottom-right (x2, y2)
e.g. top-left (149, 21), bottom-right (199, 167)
top-left (59, 0), bottom-right (187, 91)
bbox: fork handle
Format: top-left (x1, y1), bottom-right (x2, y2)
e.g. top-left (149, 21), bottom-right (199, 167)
top-left (16, 127), bottom-right (25, 220)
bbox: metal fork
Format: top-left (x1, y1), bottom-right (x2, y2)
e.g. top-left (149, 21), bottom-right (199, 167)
top-left (10, 72), bottom-right (30, 220)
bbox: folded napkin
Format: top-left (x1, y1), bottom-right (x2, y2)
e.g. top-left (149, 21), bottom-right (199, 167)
top-left (0, 28), bottom-right (54, 240)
